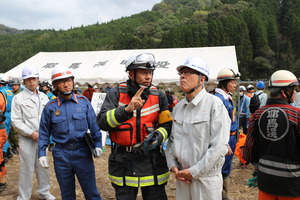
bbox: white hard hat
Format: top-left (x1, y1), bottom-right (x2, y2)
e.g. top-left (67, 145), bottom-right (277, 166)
top-left (240, 86), bottom-right (246, 91)
top-left (51, 66), bottom-right (74, 83)
top-left (22, 66), bottom-right (39, 79)
top-left (0, 73), bottom-right (9, 84)
top-left (125, 53), bottom-right (156, 71)
top-left (75, 84), bottom-right (79, 88)
top-left (177, 57), bottom-right (210, 81)
top-left (247, 84), bottom-right (254, 89)
top-left (269, 70), bottom-right (298, 88)
top-left (93, 85), bottom-right (98, 89)
top-left (217, 68), bottom-right (240, 81)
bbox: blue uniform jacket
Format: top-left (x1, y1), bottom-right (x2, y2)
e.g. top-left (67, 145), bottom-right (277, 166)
top-left (238, 95), bottom-right (250, 118)
top-left (38, 93), bottom-right (102, 157)
top-left (215, 93), bottom-right (238, 133)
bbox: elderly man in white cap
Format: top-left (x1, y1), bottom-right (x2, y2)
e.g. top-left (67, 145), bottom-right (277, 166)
top-left (166, 57), bottom-right (231, 200)
top-left (11, 66), bottom-right (55, 200)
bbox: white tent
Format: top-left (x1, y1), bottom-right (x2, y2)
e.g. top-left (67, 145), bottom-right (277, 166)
top-left (5, 46), bottom-right (239, 85)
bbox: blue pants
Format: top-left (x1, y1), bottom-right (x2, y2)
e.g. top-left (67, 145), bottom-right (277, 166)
top-left (222, 135), bottom-right (237, 175)
top-left (52, 144), bottom-right (101, 200)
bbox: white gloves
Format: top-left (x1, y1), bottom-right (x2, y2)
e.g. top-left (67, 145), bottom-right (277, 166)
top-left (39, 156), bottom-right (49, 168)
top-left (95, 147), bottom-right (103, 157)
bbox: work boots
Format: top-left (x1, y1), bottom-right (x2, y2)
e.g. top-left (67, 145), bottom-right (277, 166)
top-left (222, 175), bottom-right (233, 200)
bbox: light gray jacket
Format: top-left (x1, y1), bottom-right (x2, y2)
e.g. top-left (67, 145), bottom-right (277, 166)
top-left (166, 88), bottom-right (231, 179)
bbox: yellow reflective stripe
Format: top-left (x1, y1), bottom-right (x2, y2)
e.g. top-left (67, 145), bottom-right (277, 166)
top-left (157, 127), bottom-right (168, 142)
top-left (157, 172), bottom-right (170, 185)
top-left (108, 174), bottom-right (124, 186)
top-left (106, 109), bottom-right (121, 128)
top-left (140, 175), bottom-right (155, 187)
top-left (111, 173), bottom-right (169, 187)
top-left (125, 176), bottom-right (139, 187)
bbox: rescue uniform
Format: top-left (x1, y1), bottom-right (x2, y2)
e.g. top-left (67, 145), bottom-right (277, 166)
top-left (215, 88), bottom-right (239, 175)
top-left (238, 94), bottom-right (250, 134)
top-left (97, 80), bottom-right (172, 200)
top-left (166, 88), bottom-right (230, 199)
top-left (11, 88), bottom-right (52, 200)
top-left (38, 93), bottom-right (102, 200)
top-left (0, 92), bottom-right (7, 180)
top-left (0, 85), bottom-right (13, 154)
top-left (243, 98), bottom-right (300, 198)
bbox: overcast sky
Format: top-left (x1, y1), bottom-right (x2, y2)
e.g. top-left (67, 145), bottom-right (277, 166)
top-left (0, 0), bottom-right (162, 30)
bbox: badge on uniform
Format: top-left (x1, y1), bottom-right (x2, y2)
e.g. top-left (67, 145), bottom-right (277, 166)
top-left (55, 110), bottom-right (60, 116)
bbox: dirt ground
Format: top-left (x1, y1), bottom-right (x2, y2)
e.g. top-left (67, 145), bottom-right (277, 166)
top-left (1, 146), bottom-right (258, 200)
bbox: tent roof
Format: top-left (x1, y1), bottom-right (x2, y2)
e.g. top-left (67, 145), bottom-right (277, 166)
top-left (5, 46), bottom-right (239, 85)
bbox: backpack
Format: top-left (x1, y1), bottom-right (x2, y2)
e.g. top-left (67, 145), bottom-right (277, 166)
top-left (249, 92), bottom-right (262, 114)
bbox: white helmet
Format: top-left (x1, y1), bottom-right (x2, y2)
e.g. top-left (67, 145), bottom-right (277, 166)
top-left (177, 57), bottom-right (210, 81)
top-left (51, 66), bottom-right (74, 83)
top-left (0, 73), bottom-right (9, 84)
top-left (269, 70), bottom-right (298, 88)
top-left (22, 66), bottom-right (39, 79)
top-left (125, 53), bottom-right (156, 71)
top-left (240, 86), bottom-right (246, 91)
top-left (247, 84), bottom-right (254, 89)
top-left (93, 85), bottom-right (98, 89)
top-left (217, 68), bottom-right (240, 81)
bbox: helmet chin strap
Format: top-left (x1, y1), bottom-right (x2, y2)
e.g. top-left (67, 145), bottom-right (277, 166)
top-left (284, 88), bottom-right (293, 104)
top-left (59, 90), bottom-right (73, 96)
top-left (186, 83), bottom-right (201, 94)
top-left (185, 75), bottom-right (202, 94)
top-left (56, 80), bottom-right (74, 96)
top-left (133, 69), bottom-right (153, 89)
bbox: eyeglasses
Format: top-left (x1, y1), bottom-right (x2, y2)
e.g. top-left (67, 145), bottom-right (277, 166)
top-left (56, 78), bottom-right (73, 85)
top-left (178, 70), bottom-right (199, 76)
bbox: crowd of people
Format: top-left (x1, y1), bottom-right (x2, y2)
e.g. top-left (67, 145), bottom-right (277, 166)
top-left (0, 52), bottom-right (299, 200)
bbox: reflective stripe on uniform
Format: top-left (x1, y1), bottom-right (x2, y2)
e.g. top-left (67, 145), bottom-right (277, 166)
top-left (125, 176), bottom-right (139, 187)
top-left (156, 127), bottom-right (168, 142)
top-left (118, 102), bottom-right (126, 107)
top-left (139, 175), bottom-right (155, 187)
top-left (259, 158), bottom-right (300, 178)
top-left (109, 173), bottom-right (169, 187)
top-left (157, 172), bottom-right (170, 185)
top-left (108, 174), bottom-right (124, 186)
top-left (140, 104), bottom-right (160, 117)
top-left (106, 109), bottom-right (121, 128)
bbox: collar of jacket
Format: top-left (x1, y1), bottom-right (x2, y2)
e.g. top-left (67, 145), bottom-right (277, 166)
top-left (57, 93), bottom-right (78, 106)
top-left (266, 97), bottom-right (289, 106)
